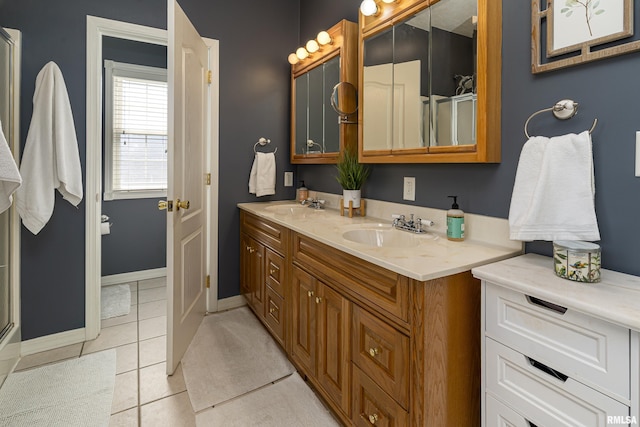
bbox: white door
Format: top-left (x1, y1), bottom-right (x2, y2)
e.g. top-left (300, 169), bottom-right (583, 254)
top-left (166, 0), bottom-right (210, 375)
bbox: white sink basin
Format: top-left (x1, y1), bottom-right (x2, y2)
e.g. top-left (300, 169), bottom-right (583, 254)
top-left (265, 204), bottom-right (324, 219)
top-left (342, 226), bottom-right (435, 248)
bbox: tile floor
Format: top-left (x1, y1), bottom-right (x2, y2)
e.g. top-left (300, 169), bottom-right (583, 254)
top-left (16, 277), bottom-right (196, 426)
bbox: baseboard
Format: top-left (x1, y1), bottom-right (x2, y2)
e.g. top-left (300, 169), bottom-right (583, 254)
top-left (101, 267), bottom-right (167, 286)
top-left (215, 295), bottom-right (247, 312)
top-left (21, 328), bottom-right (86, 356)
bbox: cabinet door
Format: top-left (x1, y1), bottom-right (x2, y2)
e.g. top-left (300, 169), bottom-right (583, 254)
top-left (241, 234), bottom-right (265, 315)
top-left (239, 233), bottom-right (252, 302)
top-left (292, 266), bottom-right (317, 375)
top-left (317, 283), bottom-right (351, 415)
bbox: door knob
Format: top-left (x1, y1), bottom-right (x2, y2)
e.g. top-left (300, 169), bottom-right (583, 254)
top-left (176, 199), bottom-right (190, 211)
top-left (158, 200), bottom-right (173, 211)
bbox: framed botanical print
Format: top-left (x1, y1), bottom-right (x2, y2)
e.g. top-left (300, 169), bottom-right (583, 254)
top-left (532, 0), bottom-right (640, 73)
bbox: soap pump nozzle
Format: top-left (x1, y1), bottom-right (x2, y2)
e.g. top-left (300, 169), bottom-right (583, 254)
top-left (448, 195), bottom-right (459, 209)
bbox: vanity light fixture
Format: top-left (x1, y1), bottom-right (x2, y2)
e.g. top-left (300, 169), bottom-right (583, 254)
top-left (381, 0), bottom-right (397, 3)
top-left (360, 0), bottom-right (379, 17)
top-left (306, 39), bottom-right (319, 53)
top-left (287, 28), bottom-right (334, 65)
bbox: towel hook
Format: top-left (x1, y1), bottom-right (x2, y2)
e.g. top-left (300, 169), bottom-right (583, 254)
top-left (524, 99), bottom-right (598, 138)
top-left (253, 137), bottom-right (277, 154)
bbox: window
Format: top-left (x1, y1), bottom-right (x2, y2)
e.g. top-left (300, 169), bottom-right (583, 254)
top-left (104, 60), bottom-right (167, 200)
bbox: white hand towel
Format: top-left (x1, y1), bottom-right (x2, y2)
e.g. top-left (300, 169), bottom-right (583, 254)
top-left (509, 131), bottom-right (600, 241)
top-left (0, 118), bottom-right (22, 213)
top-left (16, 61), bottom-right (83, 234)
top-left (248, 152), bottom-right (276, 197)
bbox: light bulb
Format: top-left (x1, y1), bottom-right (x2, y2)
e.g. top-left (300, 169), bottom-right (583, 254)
top-left (288, 53), bottom-right (299, 65)
top-left (306, 39), bottom-right (319, 53)
top-left (382, 0), bottom-right (396, 3)
top-left (296, 47), bottom-right (309, 60)
top-left (317, 31), bottom-right (332, 46)
top-left (360, 0), bottom-right (378, 17)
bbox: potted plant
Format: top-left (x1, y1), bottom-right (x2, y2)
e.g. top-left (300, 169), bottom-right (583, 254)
top-left (335, 148), bottom-right (370, 208)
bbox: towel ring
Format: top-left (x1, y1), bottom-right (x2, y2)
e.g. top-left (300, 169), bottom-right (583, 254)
top-left (524, 99), bottom-right (598, 138)
top-left (253, 137), bottom-right (277, 154)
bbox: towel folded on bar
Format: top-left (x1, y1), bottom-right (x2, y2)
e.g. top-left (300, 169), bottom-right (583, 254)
top-left (16, 61), bottom-right (83, 234)
top-left (249, 152), bottom-right (275, 197)
top-left (509, 131), bottom-right (600, 241)
top-left (0, 118), bottom-right (22, 214)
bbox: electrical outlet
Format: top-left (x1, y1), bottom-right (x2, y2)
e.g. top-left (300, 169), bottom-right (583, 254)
top-left (403, 177), bottom-right (415, 201)
top-left (284, 172), bottom-right (293, 187)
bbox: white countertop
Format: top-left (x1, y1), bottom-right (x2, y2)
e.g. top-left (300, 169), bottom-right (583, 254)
top-left (238, 197), bottom-right (523, 282)
top-left (472, 253), bottom-right (640, 331)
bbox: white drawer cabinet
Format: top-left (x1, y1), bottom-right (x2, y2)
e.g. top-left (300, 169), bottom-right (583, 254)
top-left (486, 282), bottom-right (630, 401)
top-left (473, 254), bottom-right (640, 427)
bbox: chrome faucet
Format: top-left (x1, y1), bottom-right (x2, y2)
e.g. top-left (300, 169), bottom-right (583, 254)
top-left (303, 197), bottom-right (325, 210)
top-left (392, 214), bottom-right (433, 234)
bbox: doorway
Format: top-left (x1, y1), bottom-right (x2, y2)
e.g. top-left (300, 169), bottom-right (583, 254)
top-left (85, 16), bottom-right (219, 350)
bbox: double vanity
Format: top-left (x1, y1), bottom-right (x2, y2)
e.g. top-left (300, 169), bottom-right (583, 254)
top-left (238, 197), bottom-right (521, 426)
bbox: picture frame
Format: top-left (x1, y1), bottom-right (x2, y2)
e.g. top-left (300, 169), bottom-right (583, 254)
top-left (532, 0), bottom-right (640, 73)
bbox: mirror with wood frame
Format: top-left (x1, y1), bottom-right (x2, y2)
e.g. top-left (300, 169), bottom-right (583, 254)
top-left (290, 20), bottom-right (358, 164)
top-left (358, 0), bottom-right (501, 163)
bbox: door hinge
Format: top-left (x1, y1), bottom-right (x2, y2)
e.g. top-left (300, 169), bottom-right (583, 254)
top-left (207, 70), bottom-right (212, 85)
top-left (205, 173), bottom-right (211, 185)
top-left (206, 275), bottom-right (211, 289)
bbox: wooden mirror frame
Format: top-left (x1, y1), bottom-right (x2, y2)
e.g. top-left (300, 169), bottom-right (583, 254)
top-left (358, 0), bottom-right (502, 164)
top-left (290, 20), bottom-right (358, 164)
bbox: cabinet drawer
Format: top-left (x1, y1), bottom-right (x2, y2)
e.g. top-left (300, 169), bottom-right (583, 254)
top-left (352, 306), bottom-right (409, 409)
top-left (265, 249), bottom-right (284, 297)
top-left (352, 365), bottom-right (408, 427)
top-left (264, 286), bottom-right (285, 346)
top-left (485, 282), bottom-right (630, 400)
top-left (485, 394), bottom-right (540, 427)
top-left (486, 338), bottom-right (629, 427)
top-left (241, 211), bottom-right (288, 254)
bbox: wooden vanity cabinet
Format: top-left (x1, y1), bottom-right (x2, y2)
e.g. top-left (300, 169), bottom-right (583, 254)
top-left (291, 266), bottom-right (351, 418)
top-left (240, 210), bottom-right (481, 426)
top-left (239, 211), bottom-right (288, 346)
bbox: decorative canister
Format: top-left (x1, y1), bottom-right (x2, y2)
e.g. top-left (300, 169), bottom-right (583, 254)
top-left (553, 241), bottom-right (601, 283)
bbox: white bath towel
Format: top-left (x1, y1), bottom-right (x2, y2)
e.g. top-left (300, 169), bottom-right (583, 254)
top-left (16, 61), bottom-right (83, 234)
top-left (509, 131), bottom-right (600, 241)
top-left (248, 152), bottom-right (275, 197)
top-left (0, 118), bottom-right (22, 213)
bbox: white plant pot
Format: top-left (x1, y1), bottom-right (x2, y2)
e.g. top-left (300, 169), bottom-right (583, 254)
top-left (343, 189), bottom-right (361, 208)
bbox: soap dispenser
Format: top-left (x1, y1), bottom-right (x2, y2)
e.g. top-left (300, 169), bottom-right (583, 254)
top-left (297, 181), bottom-right (308, 203)
top-left (447, 196), bottom-right (465, 241)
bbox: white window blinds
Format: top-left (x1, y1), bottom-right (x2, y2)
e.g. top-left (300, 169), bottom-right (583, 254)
top-left (104, 60), bottom-right (167, 200)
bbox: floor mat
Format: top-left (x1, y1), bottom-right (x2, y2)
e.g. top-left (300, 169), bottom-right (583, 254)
top-left (181, 306), bottom-right (295, 412)
top-left (0, 350), bottom-right (116, 427)
top-left (101, 284), bottom-right (131, 319)
top-left (195, 372), bottom-right (339, 426)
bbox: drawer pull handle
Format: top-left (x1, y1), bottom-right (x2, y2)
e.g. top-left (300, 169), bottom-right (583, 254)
top-left (527, 356), bottom-right (568, 382)
top-left (368, 413), bottom-right (379, 424)
top-left (269, 268), bottom-right (277, 275)
top-left (368, 347), bottom-right (380, 357)
top-left (307, 290), bottom-right (314, 298)
top-left (269, 307), bottom-right (276, 314)
top-left (526, 295), bottom-right (567, 315)
top-left (315, 296), bottom-right (322, 304)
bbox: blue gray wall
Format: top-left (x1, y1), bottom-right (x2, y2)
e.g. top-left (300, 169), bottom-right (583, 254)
top-left (298, 0), bottom-right (640, 278)
top-left (1, 0), bottom-right (297, 340)
top-left (101, 37), bottom-right (168, 277)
